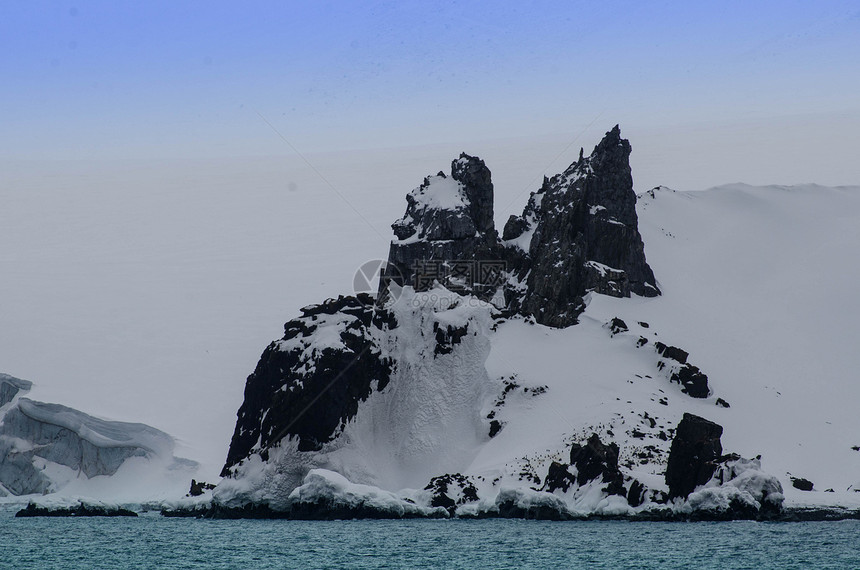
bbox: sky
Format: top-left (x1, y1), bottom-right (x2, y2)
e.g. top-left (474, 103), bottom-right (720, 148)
top-left (2, 1), bottom-right (860, 189)
top-left (2, 1), bottom-right (860, 475)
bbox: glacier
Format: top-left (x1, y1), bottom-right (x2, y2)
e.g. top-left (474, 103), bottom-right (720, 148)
top-left (0, 373), bottom-right (196, 499)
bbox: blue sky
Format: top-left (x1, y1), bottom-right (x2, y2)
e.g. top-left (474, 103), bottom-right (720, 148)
top-left (2, 1), bottom-right (859, 186)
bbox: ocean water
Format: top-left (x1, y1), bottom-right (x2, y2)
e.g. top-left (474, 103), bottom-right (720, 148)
top-left (2, 512), bottom-right (859, 569)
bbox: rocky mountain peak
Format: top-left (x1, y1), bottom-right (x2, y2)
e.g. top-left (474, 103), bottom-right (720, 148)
top-left (380, 153), bottom-right (501, 298)
top-left (451, 152), bottom-right (495, 235)
top-left (501, 125), bottom-right (660, 326)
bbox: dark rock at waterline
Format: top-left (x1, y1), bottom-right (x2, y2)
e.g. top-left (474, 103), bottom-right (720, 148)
top-left (16, 503), bottom-right (137, 517)
top-left (425, 473), bottom-right (479, 512)
top-left (665, 413), bottom-right (723, 500)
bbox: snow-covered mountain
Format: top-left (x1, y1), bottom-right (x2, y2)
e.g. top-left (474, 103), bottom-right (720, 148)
top-left (206, 127), bottom-right (860, 519)
top-left (3, 127), bottom-right (859, 518)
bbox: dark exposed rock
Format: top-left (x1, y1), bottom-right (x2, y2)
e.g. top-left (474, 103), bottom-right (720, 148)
top-left (425, 473), bottom-right (479, 512)
top-left (627, 479), bottom-right (646, 507)
top-left (609, 317), bottom-right (628, 334)
top-left (569, 434), bottom-right (626, 496)
top-left (791, 477), bottom-right (814, 491)
top-left (502, 215), bottom-right (530, 241)
top-left (502, 126), bottom-right (660, 327)
top-left (543, 461), bottom-right (577, 493)
top-left (380, 153), bottom-right (502, 299)
top-left (654, 342), bottom-right (688, 364)
top-left (221, 294), bottom-right (394, 476)
top-left (638, 321), bottom-right (650, 328)
top-left (671, 364), bottom-right (710, 398)
top-left (488, 420), bottom-right (503, 438)
top-left (16, 503), bottom-right (138, 517)
top-left (433, 322), bottom-right (469, 356)
top-left (716, 398), bottom-right (730, 408)
top-left (189, 479), bottom-right (216, 497)
top-left (665, 413), bottom-right (723, 499)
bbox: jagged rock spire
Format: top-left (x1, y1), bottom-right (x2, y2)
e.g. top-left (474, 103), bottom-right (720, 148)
top-left (502, 125), bottom-right (660, 327)
top-left (380, 153), bottom-right (501, 298)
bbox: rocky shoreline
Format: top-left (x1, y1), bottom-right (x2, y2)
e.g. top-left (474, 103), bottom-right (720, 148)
top-left (155, 503), bottom-right (860, 522)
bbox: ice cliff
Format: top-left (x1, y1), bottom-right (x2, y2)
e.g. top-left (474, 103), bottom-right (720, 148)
top-left (0, 373), bottom-right (195, 497)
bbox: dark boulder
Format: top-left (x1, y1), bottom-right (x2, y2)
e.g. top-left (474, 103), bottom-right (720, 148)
top-left (569, 434), bottom-right (626, 496)
top-left (543, 461), bottom-right (577, 493)
top-left (671, 364), bottom-right (710, 398)
top-left (665, 413), bottom-right (724, 499)
top-left (627, 479), bottom-right (647, 507)
top-left (791, 477), bottom-right (814, 491)
top-left (488, 419), bottom-right (503, 438)
top-left (189, 479), bottom-right (216, 497)
top-left (654, 342), bottom-right (689, 364)
top-left (425, 473), bottom-right (479, 512)
top-left (609, 317), bottom-right (628, 334)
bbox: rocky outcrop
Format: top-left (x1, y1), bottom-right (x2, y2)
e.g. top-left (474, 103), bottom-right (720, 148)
top-left (791, 477), bottom-right (814, 491)
top-left (221, 294), bottom-right (395, 475)
top-left (425, 473), bottom-right (479, 511)
top-left (218, 126), bottom-right (664, 508)
top-left (665, 413), bottom-right (784, 518)
top-left (671, 364), bottom-right (710, 398)
top-left (380, 154), bottom-right (503, 299)
top-left (502, 126), bottom-right (660, 326)
top-left (16, 502), bottom-right (138, 517)
top-left (376, 125), bottom-right (659, 326)
top-left (665, 413), bottom-right (724, 500)
top-left (569, 434), bottom-right (627, 497)
top-left (543, 461), bottom-right (577, 493)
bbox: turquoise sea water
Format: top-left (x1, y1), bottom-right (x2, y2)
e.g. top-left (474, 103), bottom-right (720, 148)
top-left (2, 512), bottom-right (859, 569)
